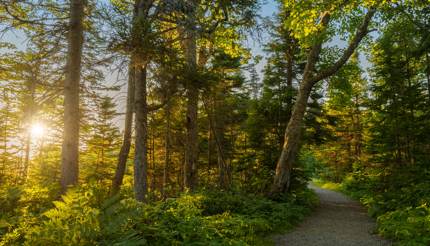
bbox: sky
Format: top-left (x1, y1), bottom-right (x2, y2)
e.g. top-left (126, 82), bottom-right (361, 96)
top-left (247, 0), bottom-right (279, 76)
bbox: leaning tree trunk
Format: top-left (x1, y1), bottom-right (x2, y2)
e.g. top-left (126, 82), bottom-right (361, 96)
top-left (286, 35), bottom-right (295, 112)
top-left (270, 8), bottom-right (375, 196)
top-left (111, 64), bottom-right (135, 195)
top-left (61, 0), bottom-right (84, 192)
top-left (270, 80), bottom-right (314, 194)
top-left (183, 0), bottom-right (199, 191)
top-left (133, 65), bottom-right (148, 202)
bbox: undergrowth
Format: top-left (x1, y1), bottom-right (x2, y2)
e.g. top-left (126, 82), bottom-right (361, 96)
top-left (0, 184), bottom-right (318, 245)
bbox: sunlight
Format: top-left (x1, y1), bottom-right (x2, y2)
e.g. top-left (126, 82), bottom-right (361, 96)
top-left (30, 123), bottom-right (46, 139)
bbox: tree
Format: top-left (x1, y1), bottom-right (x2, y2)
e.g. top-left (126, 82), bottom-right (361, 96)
top-left (112, 64), bottom-right (135, 194)
top-left (181, 0), bottom-right (199, 191)
top-left (61, 0), bottom-right (85, 192)
top-left (130, 0), bottom-right (177, 201)
top-left (83, 96), bottom-right (121, 183)
top-left (368, 12), bottom-right (430, 166)
top-left (270, 2), bottom-right (377, 196)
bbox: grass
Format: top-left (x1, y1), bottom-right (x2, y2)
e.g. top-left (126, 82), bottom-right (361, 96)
top-left (312, 178), bottom-right (342, 191)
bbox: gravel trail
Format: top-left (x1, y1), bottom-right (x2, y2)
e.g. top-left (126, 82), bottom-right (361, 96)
top-left (274, 184), bottom-right (391, 246)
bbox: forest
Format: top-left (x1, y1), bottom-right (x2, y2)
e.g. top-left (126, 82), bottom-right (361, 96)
top-left (0, 0), bottom-right (429, 245)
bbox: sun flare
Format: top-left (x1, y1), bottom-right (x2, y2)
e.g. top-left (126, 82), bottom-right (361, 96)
top-left (30, 123), bottom-right (46, 139)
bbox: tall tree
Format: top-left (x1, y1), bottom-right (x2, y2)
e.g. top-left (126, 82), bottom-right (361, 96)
top-left (181, 0), bottom-right (199, 191)
top-left (61, 0), bottom-right (85, 192)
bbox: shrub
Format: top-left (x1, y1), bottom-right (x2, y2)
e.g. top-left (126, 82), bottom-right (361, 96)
top-left (341, 165), bottom-right (430, 245)
top-left (377, 205), bottom-right (430, 245)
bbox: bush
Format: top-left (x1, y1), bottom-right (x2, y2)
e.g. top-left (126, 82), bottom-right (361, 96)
top-left (377, 205), bottom-right (430, 246)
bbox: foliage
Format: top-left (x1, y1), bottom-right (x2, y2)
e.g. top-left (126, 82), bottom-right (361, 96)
top-left (0, 183), bottom-right (58, 244)
top-left (341, 165), bottom-right (430, 245)
top-left (0, 184), bottom-right (317, 245)
top-left (377, 205), bottom-right (430, 245)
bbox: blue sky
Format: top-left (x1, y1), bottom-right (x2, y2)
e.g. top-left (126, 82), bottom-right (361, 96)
top-left (247, 0), bottom-right (278, 76)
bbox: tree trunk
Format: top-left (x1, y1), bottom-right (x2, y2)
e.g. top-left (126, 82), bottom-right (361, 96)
top-left (216, 124), bottom-right (229, 189)
top-left (134, 65), bottom-right (148, 202)
top-left (150, 127), bottom-right (156, 192)
top-left (130, 0), bottom-right (154, 202)
top-left (0, 91), bottom-right (8, 184)
top-left (207, 97), bottom-right (213, 170)
top-left (184, 83), bottom-right (198, 190)
top-left (111, 64), bottom-right (135, 195)
top-left (214, 91), bottom-right (230, 189)
top-left (183, 0), bottom-right (199, 191)
top-left (162, 102), bottom-right (171, 198)
top-left (426, 53), bottom-right (430, 102)
top-left (286, 39), bottom-right (295, 124)
top-left (22, 74), bottom-right (36, 181)
top-left (61, 0), bottom-right (84, 192)
top-left (23, 135), bottom-right (30, 179)
top-left (270, 80), bottom-right (314, 194)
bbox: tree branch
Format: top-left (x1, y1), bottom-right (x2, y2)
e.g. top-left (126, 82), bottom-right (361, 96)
top-left (301, 11), bottom-right (331, 81)
top-left (309, 7), bottom-right (376, 84)
top-left (147, 84), bottom-right (178, 112)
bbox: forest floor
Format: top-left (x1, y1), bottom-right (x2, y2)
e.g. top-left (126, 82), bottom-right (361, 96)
top-left (273, 184), bottom-right (392, 246)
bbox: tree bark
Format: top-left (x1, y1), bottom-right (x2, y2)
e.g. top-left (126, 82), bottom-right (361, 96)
top-left (184, 82), bottom-right (198, 190)
top-left (150, 127), bottom-right (156, 192)
top-left (286, 35), bottom-right (295, 118)
top-left (23, 135), bottom-right (30, 179)
top-left (207, 100), bottom-right (213, 169)
top-left (270, 9), bottom-right (375, 196)
top-left (134, 65), bottom-right (148, 202)
top-left (270, 79), bottom-right (315, 195)
top-left (214, 91), bottom-right (230, 189)
top-left (130, 0), bottom-right (156, 202)
top-left (162, 102), bottom-right (171, 198)
top-left (183, 0), bottom-right (199, 191)
top-left (0, 91), bottom-right (9, 184)
top-left (111, 64), bottom-right (135, 195)
top-left (61, 0), bottom-right (84, 192)
top-left (426, 53), bottom-right (430, 103)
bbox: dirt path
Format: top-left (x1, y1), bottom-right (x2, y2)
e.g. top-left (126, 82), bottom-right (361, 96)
top-left (274, 184), bottom-right (391, 246)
